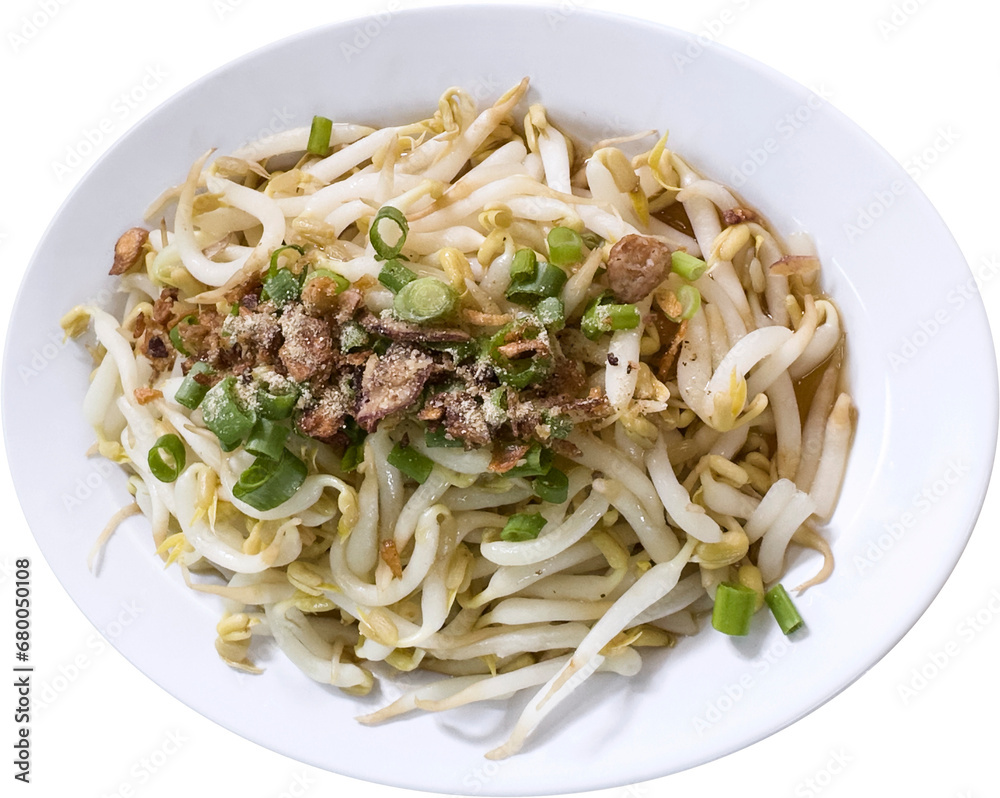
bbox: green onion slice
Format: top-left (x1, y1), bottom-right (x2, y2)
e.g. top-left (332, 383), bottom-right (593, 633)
top-left (533, 467), bottom-right (569, 504)
top-left (341, 443), bottom-right (365, 473)
top-left (486, 320), bottom-right (552, 389)
top-left (175, 361), bottom-right (214, 410)
top-left (369, 206), bottom-right (409, 260)
top-left (339, 418), bottom-right (368, 472)
top-left (201, 376), bottom-right (256, 451)
top-left (268, 244), bottom-right (305, 279)
top-left (580, 230), bottom-right (604, 250)
top-left (340, 321), bottom-right (370, 353)
top-left (256, 384), bottom-right (300, 420)
top-left (307, 115), bottom-right (334, 156)
top-left (506, 261), bottom-right (568, 306)
top-left (486, 322), bottom-right (551, 388)
top-left (147, 434), bottom-right (186, 483)
top-left (712, 582), bottom-right (758, 636)
top-left (677, 284), bottom-right (701, 320)
top-left (168, 314), bottom-right (197, 356)
top-left (764, 583), bottom-right (805, 634)
top-left (547, 226), bottom-right (584, 266)
top-left (505, 248), bottom-right (567, 306)
top-left (245, 418), bottom-right (290, 461)
top-left (509, 248), bottom-right (537, 280)
top-left (581, 292), bottom-right (641, 340)
top-left (534, 296), bottom-right (565, 330)
top-left (304, 267), bottom-right (350, 293)
top-left (262, 267), bottom-right (302, 306)
top-left (233, 448), bottom-right (308, 511)
top-left (387, 442), bottom-right (434, 484)
top-left (505, 443), bottom-right (553, 478)
top-left (394, 277), bottom-right (457, 324)
top-left (500, 512), bottom-right (547, 542)
top-left (378, 259), bottom-right (418, 293)
top-left (671, 250), bottom-right (709, 281)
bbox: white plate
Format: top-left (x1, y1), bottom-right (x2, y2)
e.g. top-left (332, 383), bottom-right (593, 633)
top-left (4, 5), bottom-right (996, 795)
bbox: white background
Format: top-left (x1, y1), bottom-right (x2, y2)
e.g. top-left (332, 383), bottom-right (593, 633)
top-left (1, 1), bottom-right (998, 796)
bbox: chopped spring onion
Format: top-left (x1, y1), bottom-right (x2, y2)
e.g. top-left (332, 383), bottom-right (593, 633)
top-left (658, 285), bottom-right (701, 322)
top-left (340, 321), bottom-right (370, 352)
top-left (711, 582), bottom-right (758, 636)
top-left (671, 250), bottom-right (709, 281)
top-left (261, 244), bottom-right (306, 305)
top-left (533, 467), bottom-right (569, 504)
top-left (370, 206), bottom-right (409, 260)
top-left (256, 384), bottom-right (300, 420)
top-left (304, 267), bottom-right (350, 293)
top-left (534, 296), bottom-right (565, 330)
top-left (174, 361), bottom-right (214, 410)
top-left (547, 226), bottom-right (584, 266)
top-left (268, 244), bottom-right (305, 278)
top-left (307, 115), bottom-right (334, 156)
top-left (581, 230), bottom-right (604, 250)
top-left (425, 426), bottom-right (463, 448)
top-left (500, 512), bottom-right (547, 542)
top-left (677, 284), bottom-right (701, 320)
top-left (509, 248), bottom-right (537, 280)
top-left (233, 448), bottom-right (308, 511)
top-left (394, 277), bottom-right (457, 323)
top-left (341, 445), bottom-right (364, 473)
top-left (378, 259), bottom-right (418, 293)
top-left (245, 417), bottom-right (291, 461)
top-left (490, 358), bottom-right (551, 391)
top-left (168, 314), bottom-right (197, 356)
top-left (540, 409), bottom-right (573, 439)
top-left (147, 434), bottom-right (185, 482)
top-left (340, 417), bottom-right (368, 473)
top-left (580, 292), bottom-right (641, 340)
top-left (388, 441), bottom-right (434, 484)
top-left (505, 443), bottom-right (553, 478)
top-left (201, 376), bottom-right (256, 451)
top-left (262, 268), bottom-right (301, 306)
top-left (486, 320), bottom-right (552, 389)
top-left (505, 250), bottom-right (568, 306)
top-left (764, 583), bottom-right (805, 634)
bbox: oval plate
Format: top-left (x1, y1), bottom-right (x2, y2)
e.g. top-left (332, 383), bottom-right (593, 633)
top-left (4, 5), bottom-right (996, 795)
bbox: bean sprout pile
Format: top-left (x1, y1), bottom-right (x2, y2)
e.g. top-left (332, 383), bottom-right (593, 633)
top-left (64, 78), bottom-right (853, 758)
